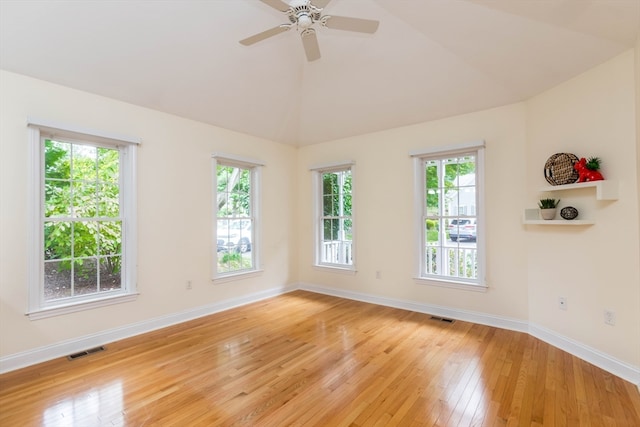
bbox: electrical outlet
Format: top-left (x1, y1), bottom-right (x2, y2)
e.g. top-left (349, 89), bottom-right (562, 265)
top-left (186, 280), bottom-right (192, 290)
top-left (375, 271), bottom-right (381, 279)
top-left (558, 297), bottom-right (567, 310)
top-left (604, 310), bottom-right (616, 325)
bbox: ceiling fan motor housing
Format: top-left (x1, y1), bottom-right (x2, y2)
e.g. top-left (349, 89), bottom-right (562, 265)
top-left (288, 0), bottom-right (322, 29)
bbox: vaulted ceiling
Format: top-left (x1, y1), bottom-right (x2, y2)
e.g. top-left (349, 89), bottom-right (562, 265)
top-left (1, 0), bottom-right (638, 146)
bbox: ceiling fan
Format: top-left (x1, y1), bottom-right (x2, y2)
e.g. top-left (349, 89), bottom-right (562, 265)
top-left (240, 0), bottom-right (379, 62)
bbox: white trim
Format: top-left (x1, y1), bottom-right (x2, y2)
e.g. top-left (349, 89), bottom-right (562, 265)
top-left (312, 164), bottom-right (355, 269)
top-left (27, 293), bottom-right (139, 320)
top-left (299, 283), bottom-right (526, 332)
top-left (475, 147), bottom-right (487, 285)
top-left (212, 152), bottom-right (265, 167)
top-left (312, 170), bottom-right (321, 265)
top-left (312, 265), bottom-right (357, 275)
top-left (309, 160), bottom-right (355, 171)
top-left (27, 127), bottom-right (42, 313)
top-left (27, 124), bottom-right (138, 315)
top-left (252, 166), bottom-right (262, 271)
top-left (409, 140), bottom-right (485, 158)
top-left (413, 145), bottom-right (486, 286)
top-left (412, 157), bottom-right (425, 280)
top-left (1, 285), bottom-right (295, 374)
top-left (529, 323), bottom-right (640, 387)
top-left (413, 277), bottom-right (488, 292)
top-left (122, 145), bottom-right (138, 293)
top-left (27, 117), bottom-right (140, 145)
top-left (212, 156), bottom-right (263, 279)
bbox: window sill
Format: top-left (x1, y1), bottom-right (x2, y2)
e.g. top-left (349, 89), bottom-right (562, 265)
top-left (313, 265), bottom-right (357, 275)
top-left (213, 269), bottom-right (264, 284)
top-left (27, 292), bottom-right (139, 320)
top-left (413, 277), bottom-right (488, 292)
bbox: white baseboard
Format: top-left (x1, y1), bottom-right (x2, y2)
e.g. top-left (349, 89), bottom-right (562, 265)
top-left (298, 283), bottom-right (529, 332)
top-left (3, 282), bottom-right (639, 389)
top-left (529, 322), bottom-right (640, 387)
top-left (0, 285), bottom-right (296, 374)
top-left (298, 283), bottom-right (640, 387)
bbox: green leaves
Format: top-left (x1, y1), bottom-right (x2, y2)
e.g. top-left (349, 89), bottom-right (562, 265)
top-left (586, 156), bottom-right (601, 171)
top-left (43, 139), bottom-right (122, 297)
top-left (44, 221), bottom-right (72, 260)
top-left (44, 140), bottom-right (71, 179)
top-left (538, 198), bottom-right (560, 209)
top-left (321, 170), bottom-right (352, 244)
top-left (217, 165), bottom-right (250, 217)
top-left (218, 251), bottom-right (251, 272)
top-left (425, 156), bottom-right (475, 213)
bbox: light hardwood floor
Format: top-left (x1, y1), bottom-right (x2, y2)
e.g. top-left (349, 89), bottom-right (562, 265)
top-left (1, 291), bottom-right (639, 426)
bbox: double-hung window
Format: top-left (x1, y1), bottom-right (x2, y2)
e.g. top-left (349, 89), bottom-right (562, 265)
top-left (212, 154), bottom-right (262, 279)
top-left (412, 142), bottom-right (485, 290)
top-left (312, 163), bottom-right (355, 270)
top-left (28, 119), bottom-right (139, 318)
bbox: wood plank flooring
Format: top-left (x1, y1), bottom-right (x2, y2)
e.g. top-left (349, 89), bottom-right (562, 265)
top-left (1, 290), bottom-right (639, 426)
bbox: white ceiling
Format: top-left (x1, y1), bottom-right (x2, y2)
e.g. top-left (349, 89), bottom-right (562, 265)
top-left (1, 0), bottom-right (638, 146)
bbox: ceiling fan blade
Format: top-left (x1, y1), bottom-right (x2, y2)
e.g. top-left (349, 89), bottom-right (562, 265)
top-left (323, 15), bottom-right (379, 33)
top-left (313, 0), bottom-right (332, 8)
top-left (239, 25), bottom-right (291, 46)
top-left (301, 29), bottom-right (321, 62)
top-left (259, 0), bottom-right (291, 12)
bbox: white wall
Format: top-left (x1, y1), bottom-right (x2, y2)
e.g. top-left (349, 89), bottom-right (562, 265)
top-left (0, 71), bottom-right (298, 360)
top-left (296, 103), bottom-right (530, 321)
top-left (526, 50), bottom-right (639, 368)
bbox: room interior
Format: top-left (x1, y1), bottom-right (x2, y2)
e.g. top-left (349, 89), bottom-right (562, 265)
top-left (1, 0), bottom-right (639, 401)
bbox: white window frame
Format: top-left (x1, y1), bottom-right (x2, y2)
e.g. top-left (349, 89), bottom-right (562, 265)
top-left (311, 161), bottom-right (356, 273)
top-left (27, 118), bottom-right (140, 319)
top-left (212, 153), bottom-right (263, 281)
top-left (411, 141), bottom-right (486, 291)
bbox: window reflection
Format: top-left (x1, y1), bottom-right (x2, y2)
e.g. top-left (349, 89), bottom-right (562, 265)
top-left (42, 380), bottom-right (123, 426)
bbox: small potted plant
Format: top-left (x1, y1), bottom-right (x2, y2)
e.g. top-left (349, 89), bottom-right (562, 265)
top-left (538, 198), bottom-right (560, 220)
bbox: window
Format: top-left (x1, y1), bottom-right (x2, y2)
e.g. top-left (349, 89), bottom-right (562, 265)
top-left (412, 142), bottom-right (485, 289)
top-left (28, 119), bottom-right (139, 318)
top-left (312, 163), bottom-right (354, 270)
top-left (213, 154), bottom-right (262, 279)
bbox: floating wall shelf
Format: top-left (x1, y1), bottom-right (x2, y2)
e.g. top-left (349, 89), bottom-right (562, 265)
top-left (523, 209), bottom-right (594, 225)
top-left (538, 180), bottom-right (618, 201)
top-left (524, 180), bottom-right (618, 226)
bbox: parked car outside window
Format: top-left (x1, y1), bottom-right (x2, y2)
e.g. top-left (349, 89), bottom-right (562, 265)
top-left (448, 218), bottom-right (476, 242)
top-left (217, 220), bottom-right (252, 253)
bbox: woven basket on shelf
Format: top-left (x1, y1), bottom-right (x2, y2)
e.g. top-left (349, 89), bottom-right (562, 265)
top-left (544, 153), bottom-right (579, 185)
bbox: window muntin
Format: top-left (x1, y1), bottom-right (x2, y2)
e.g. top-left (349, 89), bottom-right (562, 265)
top-left (43, 139), bottom-right (124, 301)
top-left (316, 166), bottom-right (354, 268)
top-left (416, 145), bottom-right (485, 287)
top-left (213, 157), bottom-right (260, 278)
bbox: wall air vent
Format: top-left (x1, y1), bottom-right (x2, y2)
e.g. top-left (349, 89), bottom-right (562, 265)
top-left (67, 346), bottom-right (106, 360)
top-left (429, 316), bottom-right (455, 324)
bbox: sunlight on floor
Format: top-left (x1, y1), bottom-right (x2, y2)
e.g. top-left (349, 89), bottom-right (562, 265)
top-left (43, 380), bottom-right (123, 426)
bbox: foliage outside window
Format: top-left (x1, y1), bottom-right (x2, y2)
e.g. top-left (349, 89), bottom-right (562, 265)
top-left (28, 120), bottom-right (138, 318)
top-left (315, 165), bottom-right (354, 269)
top-left (414, 143), bottom-right (485, 288)
top-left (43, 140), bottom-right (123, 300)
top-left (213, 156), bottom-right (260, 278)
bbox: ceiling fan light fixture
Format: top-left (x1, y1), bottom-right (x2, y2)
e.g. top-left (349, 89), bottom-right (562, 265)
top-left (297, 14), bottom-right (312, 29)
